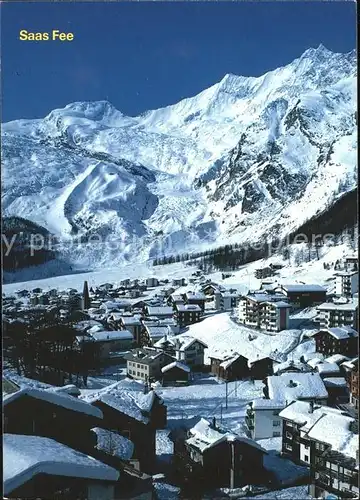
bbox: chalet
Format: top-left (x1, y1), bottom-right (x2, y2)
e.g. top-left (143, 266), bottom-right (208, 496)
top-left (167, 293), bottom-right (185, 308)
top-left (202, 283), bottom-right (222, 296)
top-left (322, 377), bottom-right (349, 406)
top-left (249, 356), bottom-right (274, 380)
top-left (210, 353), bottom-right (273, 381)
top-left (279, 401), bottom-right (359, 499)
top-left (264, 372), bottom-right (328, 406)
top-left (146, 277), bottom-right (159, 287)
top-left (245, 399), bottom-right (284, 439)
top-left (145, 305), bottom-right (173, 319)
top-left (142, 324), bottom-right (172, 346)
top-left (119, 316), bottom-right (143, 344)
top-left (214, 291), bottom-right (240, 311)
top-left (84, 380), bottom-right (167, 472)
top-left (170, 417), bottom-right (267, 490)
top-left (161, 361), bottom-right (191, 386)
top-left (273, 359), bottom-right (311, 375)
top-left (3, 387), bottom-right (103, 455)
top-left (279, 401), bottom-right (358, 469)
top-left (333, 271), bottom-right (359, 298)
top-left (174, 303), bottom-right (201, 327)
top-left (183, 291), bottom-right (207, 312)
top-left (316, 300), bottom-right (358, 329)
top-left (91, 428), bottom-right (154, 500)
top-left (274, 284), bottom-right (327, 308)
top-left (154, 335), bottom-right (207, 369)
top-left (4, 434), bottom-right (119, 500)
top-left (340, 357), bottom-right (358, 385)
top-left (142, 316), bottom-right (180, 335)
top-left (210, 354), bottom-right (249, 381)
top-left (315, 361), bottom-right (341, 379)
top-left (172, 278), bottom-right (187, 287)
top-left (123, 347), bottom-right (175, 382)
top-left (85, 330), bottom-right (134, 361)
top-left (238, 293), bottom-right (290, 332)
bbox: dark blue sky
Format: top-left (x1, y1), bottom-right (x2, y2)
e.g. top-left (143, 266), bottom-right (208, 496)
top-left (1, 1), bottom-right (356, 122)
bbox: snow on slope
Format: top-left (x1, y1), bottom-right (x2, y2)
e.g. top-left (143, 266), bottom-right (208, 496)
top-left (2, 44), bottom-right (356, 274)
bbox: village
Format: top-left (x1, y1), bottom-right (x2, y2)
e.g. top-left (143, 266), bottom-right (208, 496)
top-left (3, 250), bottom-right (359, 500)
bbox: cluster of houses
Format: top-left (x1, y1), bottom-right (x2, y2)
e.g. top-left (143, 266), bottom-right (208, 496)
top-left (2, 253), bottom-right (359, 497)
top-left (3, 376), bottom-right (167, 499)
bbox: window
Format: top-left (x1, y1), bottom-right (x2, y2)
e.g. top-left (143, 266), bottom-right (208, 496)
top-left (137, 372), bottom-right (140, 377)
top-left (137, 364), bottom-right (140, 368)
top-left (273, 432), bottom-right (281, 437)
top-left (286, 431), bottom-right (293, 439)
top-left (285, 443), bottom-right (292, 451)
top-left (304, 455), bottom-right (309, 463)
top-left (273, 420), bottom-right (280, 427)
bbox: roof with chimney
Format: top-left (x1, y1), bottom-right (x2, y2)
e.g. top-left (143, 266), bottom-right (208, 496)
top-left (185, 418), bottom-right (267, 454)
top-left (81, 378), bottom-right (163, 424)
top-left (266, 372), bottom-right (328, 404)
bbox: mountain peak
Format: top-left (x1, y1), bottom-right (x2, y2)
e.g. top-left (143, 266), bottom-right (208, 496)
top-left (300, 44), bottom-right (333, 59)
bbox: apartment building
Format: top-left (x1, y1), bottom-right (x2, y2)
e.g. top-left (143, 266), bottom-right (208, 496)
top-left (333, 271), bottom-right (359, 298)
top-left (238, 293), bottom-right (290, 332)
top-left (316, 300), bottom-right (358, 330)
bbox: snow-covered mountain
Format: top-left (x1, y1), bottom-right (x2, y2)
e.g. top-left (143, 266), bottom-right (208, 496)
top-left (2, 44), bottom-right (357, 271)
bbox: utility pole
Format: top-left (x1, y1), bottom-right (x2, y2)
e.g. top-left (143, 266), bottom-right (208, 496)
top-left (235, 380), bottom-right (237, 397)
top-left (220, 404), bottom-right (223, 424)
top-left (225, 381), bottom-right (228, 409)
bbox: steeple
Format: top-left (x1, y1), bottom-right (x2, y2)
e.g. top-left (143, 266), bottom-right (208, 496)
top-left (82, 280), bottom-right (90, 310)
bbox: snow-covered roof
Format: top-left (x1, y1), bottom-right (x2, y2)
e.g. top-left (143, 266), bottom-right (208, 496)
top-left (219, 354), bottom-right (243, 370)
top-left (334, 271), bottom-right (358, 277)
top-left (317, 300), bottom-right (358, 311)
top-left (307, 357), bottom-right (324, 369)
top-left (280, 284), bottom-right (326, 293)
top-left (273, 360), bottom-right (308, 374)
top-left (279, 401), bottom-right (348, 432)
top-left (251, 399), bottom-right (285, 410)
top-left (145, 325), bottom-right (172, 339)
top-left (186, 418), bottom-right (266, 454)
top-left (4, 434), bottom-right (119, 495)
top-left (146, 306), bottom-right (173, 316)
top-left (312, 326), bottom-right (358, 340)
top-left (307, 413), bottom-right (358, 459)
top-left (185, 291), bottom-right (206, 300)
top-left (161, 361), bottom-right (191, 374)
top-left (154, 334), bottom-right (207, 351)
top-left (341, 357), bottom-right (358, 370)
top-left (323, 377), bottom-right (348, 387)
top-left (325, 354), bottom-right (350, 365)
top-left (303, 352), bottom-right (324, 363)
top-left (81, 379), bottom-right (162, 424)
top-left (3, 387), bottom-right (103, 419)
top-left (120, 316), bottom-right (142, 325)
top-left (92, 427), bottom-right (134, 460)
top-left (242, 293), bottom-right (286, 303)
top-left (175, 303), bottom-right (201, 312)
top-left (124, 347), bottom-right (164, 364)
top-left (49, 384), bottom-right (81, 397)
top-left (316, 362), bottom-right (340, 375)
top-left (102, 300), bottom-right (128, 311)
top-left (267, 372), bottom-right (328, 404)
top-left (266, 301), bottom-right (291, 309)
top-left (90, 330), bottom-right (133, 342)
